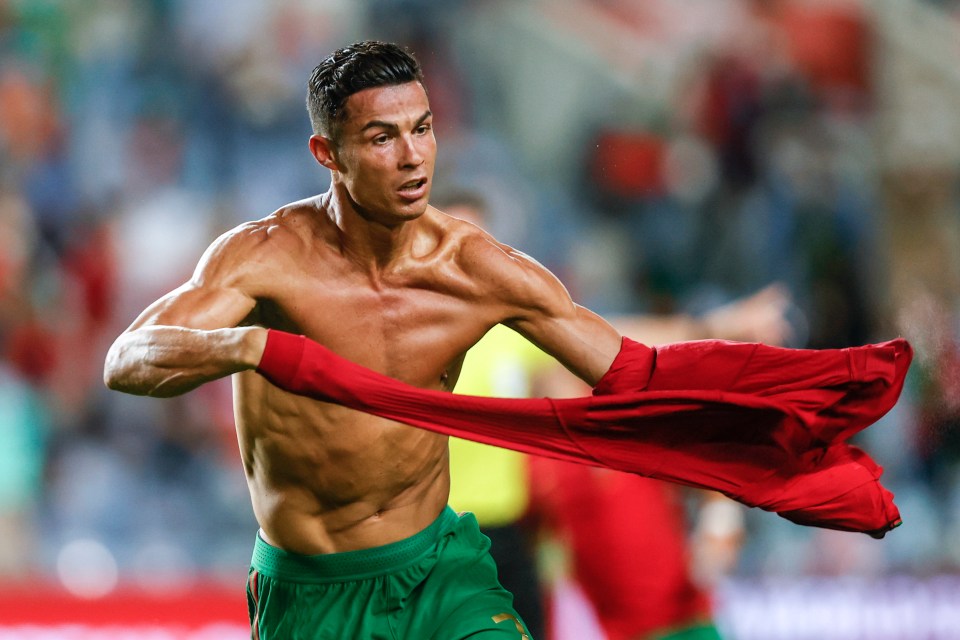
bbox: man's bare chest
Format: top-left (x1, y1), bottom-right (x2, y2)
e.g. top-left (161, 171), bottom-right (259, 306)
top-left (252, 270), bottom-right (491, 386)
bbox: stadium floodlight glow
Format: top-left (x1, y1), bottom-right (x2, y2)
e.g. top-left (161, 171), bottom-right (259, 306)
top-left (56, 538), bottom-right (119, 599)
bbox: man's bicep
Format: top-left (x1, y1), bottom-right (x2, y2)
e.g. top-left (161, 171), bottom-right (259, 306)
top-left (124, 224), bottom-right (266, 332)
top-left (463, 233), bottom-right (621, 384)
top-left (509, 305), bottom-right (621, 386)
top-left (499, 258), bottom-right (621, 385)
top-left (125, 281), bottom-right (257, 332)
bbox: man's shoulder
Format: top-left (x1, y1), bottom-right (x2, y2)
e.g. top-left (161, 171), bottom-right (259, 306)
top-left (428, 209), bottom-right (509, 265)
top-left (195, 198), bottom-right (326, 286)
top-left (428, 210), bottom-right (551, 303)
top-left (450, 222), bottom-right (540, 282)
top-left (218, 198), bottom-right (323, 254)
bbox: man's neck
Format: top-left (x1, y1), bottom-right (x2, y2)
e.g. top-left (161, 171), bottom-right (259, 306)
top-left (322, 187), bottom-right (421, 275)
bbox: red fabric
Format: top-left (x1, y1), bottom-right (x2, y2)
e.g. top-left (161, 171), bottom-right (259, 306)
top-left (591, 131), bottom-right (666, 197)
top-left (777, 4), bottom-right (870, 95)
top-left (0, 580), bottom-right (245, 626)
top-left (256, 331), bottom-right (912, 536)
top-left (530, 458), bottom-right (710, 639)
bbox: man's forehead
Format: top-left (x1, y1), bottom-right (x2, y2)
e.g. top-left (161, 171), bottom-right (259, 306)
top-left (342, 82), bottom-right (430, 129)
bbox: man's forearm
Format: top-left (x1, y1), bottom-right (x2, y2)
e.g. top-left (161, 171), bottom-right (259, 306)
top-left (103, 325), bottom-right (266, 397)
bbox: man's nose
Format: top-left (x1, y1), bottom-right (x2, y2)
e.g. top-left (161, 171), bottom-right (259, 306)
top-left (399, 135), bottom-right (424, 167)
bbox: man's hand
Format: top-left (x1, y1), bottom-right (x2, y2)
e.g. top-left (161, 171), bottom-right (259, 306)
top-left (700, 283), bottom-right (793, 345)
top-left (610, 283), bottom-right (794, 346)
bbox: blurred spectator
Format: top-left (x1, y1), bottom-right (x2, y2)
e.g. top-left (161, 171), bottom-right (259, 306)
top-left (443, 187), bottom-right (795, 640)
top-left (440, 191), bottom-right (554, 640)
top-left (450, 325), bottom-right (552, 640)
top-left (0, 360), bottom-right (48, 575)
top-left (532, 285), bottom-right (790, 640)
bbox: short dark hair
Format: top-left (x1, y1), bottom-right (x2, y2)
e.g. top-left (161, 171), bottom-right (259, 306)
top-left (306, 41), bottom-right (424, 144)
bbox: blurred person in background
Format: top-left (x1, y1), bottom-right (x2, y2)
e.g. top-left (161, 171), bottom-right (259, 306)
top-left (437, 189), bottom-right (561, 640)
top-left (441, 189), bottom-right (793, 640)
top-left (0, 186), bottom-right (50, 576)
top-left (526, 289), bottom-right (793, 640)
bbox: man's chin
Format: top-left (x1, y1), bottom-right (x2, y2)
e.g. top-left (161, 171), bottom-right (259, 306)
top-left (349, 194), bottom-right (428, 225)
top-left (394, 196), bottom-right (431, 219)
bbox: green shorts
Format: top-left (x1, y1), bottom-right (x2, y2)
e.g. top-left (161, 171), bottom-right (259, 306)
top-left (654, 622), bottom-right (724, 640)
top-left (246, 507), bottom-right (532, 640)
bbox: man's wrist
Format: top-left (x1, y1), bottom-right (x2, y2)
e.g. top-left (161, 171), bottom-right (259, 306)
top-left (238, 326), bottom-right (269, 369)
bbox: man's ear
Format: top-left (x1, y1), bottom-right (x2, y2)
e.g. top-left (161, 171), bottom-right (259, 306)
top-left (309, 134), bottom-right (340, 171)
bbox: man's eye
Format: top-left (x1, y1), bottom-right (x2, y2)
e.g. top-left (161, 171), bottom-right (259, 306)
top-left (416, 124), bottom-right (432, 135)
top-left (373, 135), bottom-right (389, 145)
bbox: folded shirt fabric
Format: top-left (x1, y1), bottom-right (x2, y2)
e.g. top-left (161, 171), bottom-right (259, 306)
top-left (256, 330), bottom-right (912, 537)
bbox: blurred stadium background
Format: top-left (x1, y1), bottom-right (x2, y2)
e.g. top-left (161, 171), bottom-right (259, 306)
top-left (0, 0), bottom-right (958, 638)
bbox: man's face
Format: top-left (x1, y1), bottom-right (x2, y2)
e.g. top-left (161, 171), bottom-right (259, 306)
top-left (332, 82), bottom-right (436, 224)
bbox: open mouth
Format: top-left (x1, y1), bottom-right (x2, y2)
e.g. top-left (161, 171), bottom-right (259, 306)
top-left (399, 178), bottom-right (427, 191)
top-left (397, 178), bottom-right (428, 200)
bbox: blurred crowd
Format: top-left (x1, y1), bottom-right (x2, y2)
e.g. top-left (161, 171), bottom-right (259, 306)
top-left (0, 0), bottom-right (958, 631)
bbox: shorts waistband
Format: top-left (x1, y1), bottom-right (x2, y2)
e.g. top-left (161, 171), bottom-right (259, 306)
top-left (251, 507), bottom-right (458, 583)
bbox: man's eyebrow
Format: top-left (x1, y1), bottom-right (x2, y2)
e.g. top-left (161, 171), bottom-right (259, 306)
top-left (360, 110), bottom-right (432, 133)
top-left (361, 119), bottom-right (397, 133)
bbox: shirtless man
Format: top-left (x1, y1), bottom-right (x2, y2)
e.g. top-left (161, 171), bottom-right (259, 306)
top-left (103, 41), bottom-right (622, 639)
